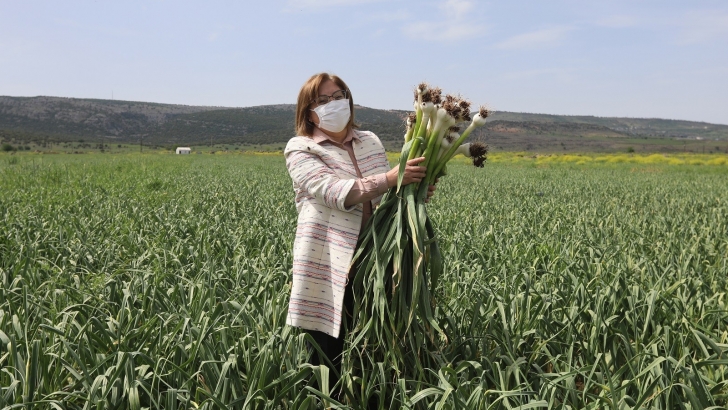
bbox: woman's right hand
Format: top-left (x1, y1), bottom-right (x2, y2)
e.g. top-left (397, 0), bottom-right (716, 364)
top-left (386, 157), bottom-right (427, 188)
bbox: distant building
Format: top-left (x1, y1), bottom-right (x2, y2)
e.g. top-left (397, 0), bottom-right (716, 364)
top-left (176, 147), bottom-right (191, 154)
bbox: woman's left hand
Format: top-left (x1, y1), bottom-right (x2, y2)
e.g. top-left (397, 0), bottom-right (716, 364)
top-left (424, 178), bottom-right (439, 203)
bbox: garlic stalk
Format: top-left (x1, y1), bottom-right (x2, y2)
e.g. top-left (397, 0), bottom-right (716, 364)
top-left (413, 83), bottom-right (427, 138)
top-left (404, 113), bottom-right (416, 143)
top-left (409, 101), bottom-right (435, 160)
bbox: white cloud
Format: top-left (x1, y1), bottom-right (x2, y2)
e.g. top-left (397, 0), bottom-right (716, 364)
top-left (675, 10), bottom-right (728, 44)
top-left (285, 0), bottom-right (384, 10)
top-left (495, 26), bottom-right (573, 50)
top-left (404, 21), bottom-right (484, 41)
top-left (442, 0), bottom-right (473, 20)
top-left (501, 67), bottom-right (575, 81)
top-left (595, 15), bottom-right (638, 28)
top-left (292, 26), bottom-right (316, 36)
top-left (367, 10), bottom-right (410, 23)
top-left (402, 0), bottom-right (486, 41)
top-left (205, 24), bottom-right (236, 42)
top-left (371, 28), bottom-right (386, 38)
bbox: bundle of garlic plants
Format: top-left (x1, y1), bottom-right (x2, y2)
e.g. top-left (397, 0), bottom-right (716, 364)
top-left (341, 83), bottom-right (491, 403)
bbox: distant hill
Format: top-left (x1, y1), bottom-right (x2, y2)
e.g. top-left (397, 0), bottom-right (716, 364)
top-left (2, 95), bottom-right (727, 153)
top-left (489, 111), bottom-right (728, 140)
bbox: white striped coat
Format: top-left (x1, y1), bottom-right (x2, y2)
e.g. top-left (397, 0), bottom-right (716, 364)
top-left (284, 130), bottom-right (390, 337)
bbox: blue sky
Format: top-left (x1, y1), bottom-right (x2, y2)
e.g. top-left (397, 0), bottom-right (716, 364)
top-left (1, 0), bottom-right (727, 124)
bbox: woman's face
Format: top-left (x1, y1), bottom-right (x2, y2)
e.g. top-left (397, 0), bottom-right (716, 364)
top-left (308, 79), bottom-right (345, 126)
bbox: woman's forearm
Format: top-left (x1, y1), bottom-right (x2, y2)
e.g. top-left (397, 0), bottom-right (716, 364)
top-left (343, 173), bottom-right (389, 207)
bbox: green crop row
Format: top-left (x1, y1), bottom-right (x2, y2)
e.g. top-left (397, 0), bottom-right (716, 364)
top-left (0, 154), bottom-right (726, 409)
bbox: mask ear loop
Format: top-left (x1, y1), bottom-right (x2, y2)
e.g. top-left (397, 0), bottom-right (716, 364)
top-left (309, 103), bottom-right (325, 127)
top-left (306, 115), bottom-right (318, 128)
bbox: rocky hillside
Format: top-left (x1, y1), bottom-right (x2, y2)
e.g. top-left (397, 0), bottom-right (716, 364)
top-left (1, 96), bottom-right (727, 152)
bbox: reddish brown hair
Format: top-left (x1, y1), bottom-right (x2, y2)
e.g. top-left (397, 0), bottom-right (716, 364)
top-left (295, 73), bottom-right (358, 137)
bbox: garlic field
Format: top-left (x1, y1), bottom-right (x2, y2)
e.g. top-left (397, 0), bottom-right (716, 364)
top-left (1, 153), bottom-right (727, 409)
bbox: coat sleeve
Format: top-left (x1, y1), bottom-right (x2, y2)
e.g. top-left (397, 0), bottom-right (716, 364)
top-left (366, 134), bottom-right (392, 207)
top-left (285, 139), bottom-right (357, 212)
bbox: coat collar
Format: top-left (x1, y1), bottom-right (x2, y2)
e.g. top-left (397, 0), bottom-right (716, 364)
top-left (311, 127), bottom-right (360, 146)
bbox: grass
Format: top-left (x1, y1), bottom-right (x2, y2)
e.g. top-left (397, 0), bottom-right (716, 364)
top-left (1, 152), bottom-right (727, 409)
top-left (0, 139), bottom-right (289, 155)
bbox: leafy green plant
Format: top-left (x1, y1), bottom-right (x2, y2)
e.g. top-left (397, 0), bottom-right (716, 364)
top-left (0, 153), bottom-right (726, 409)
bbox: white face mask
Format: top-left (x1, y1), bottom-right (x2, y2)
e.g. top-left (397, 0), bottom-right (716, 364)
top-left (311, 99), bottom-right (351, 133)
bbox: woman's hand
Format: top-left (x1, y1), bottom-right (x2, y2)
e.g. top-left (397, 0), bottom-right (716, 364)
top-left (386, 157), bottom-right (427, 188)
top-left (424, 178), bottom-right (439, 203)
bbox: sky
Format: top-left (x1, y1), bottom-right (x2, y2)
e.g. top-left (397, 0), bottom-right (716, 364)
top-left (1, 0), bottom-right (727, 124)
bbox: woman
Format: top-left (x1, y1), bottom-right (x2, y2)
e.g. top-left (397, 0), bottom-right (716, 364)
top-left (284, 73), bottom-right (436, 390)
